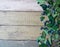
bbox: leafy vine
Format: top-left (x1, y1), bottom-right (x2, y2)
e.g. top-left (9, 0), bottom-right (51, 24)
top-left (37, 0), bottom-right (60, 47)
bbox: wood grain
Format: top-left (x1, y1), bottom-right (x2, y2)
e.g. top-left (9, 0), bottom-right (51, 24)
top-left (0, 26), bottom-right (43, 40)
top-left (0, 12), bottom-right (44, 25)
top-left (0, 12), bottom-right (48, 40)
top-left (0, 0), bottom-right (43, 11)
top-left (0, 0), bottom-right (36, 2)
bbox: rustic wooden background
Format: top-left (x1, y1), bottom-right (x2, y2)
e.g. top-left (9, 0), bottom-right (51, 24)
top-left (0, 12), bottom-right (44, 40)
top-left (0, 0), bottom-right (44, 40)
top-left (0, 0), bottom-right (44, 47)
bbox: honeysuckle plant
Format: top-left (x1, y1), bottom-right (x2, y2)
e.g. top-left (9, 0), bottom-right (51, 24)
top-left (36, 0), bottom-right (60, 47)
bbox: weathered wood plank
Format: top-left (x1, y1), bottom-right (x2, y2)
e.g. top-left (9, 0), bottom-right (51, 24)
top-left (0, 40), bottom-right (38, 47)
top-left (0, 12), bottom-right (44, 25)
top-left (0, 0), bottom-right (43, 11)
top-left (0, 26), bottom-right (43, 40)
top-left (0, 0), bottom-right (36, 1)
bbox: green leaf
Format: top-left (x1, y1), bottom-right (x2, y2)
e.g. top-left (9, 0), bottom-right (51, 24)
top-left (37, 36), bottom-right (42, 42)
top-left (52, 25), bottom-right (58, 31)
top-left (39, 43), bottom-right (47, 47)
top-left (55, 34), bottom-right (59, 40)
top-left (40, 16), bottom-right (45, 21)
top-left (46, 23), bottom-right (53, 27)
top-left (44, 39), bottom-right (47, 44)
top-left (56, 0), bottom-right (60, 5)
top-left (55, 0), bottom-right (60, 12)
top-left (37, 0), bottom-right (45, 5)
top-left (48, 15), bottom-right (55, 26)
top-left (41, 32), bottom-right (46, 40)
top-left (48, 37), bottom-right (52, 44)
top-left (47, 0), bottom-right (54, 5)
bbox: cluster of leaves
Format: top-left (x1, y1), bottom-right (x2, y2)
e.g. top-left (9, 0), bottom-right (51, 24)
top-left (37, 0), bottom-right (60, 47)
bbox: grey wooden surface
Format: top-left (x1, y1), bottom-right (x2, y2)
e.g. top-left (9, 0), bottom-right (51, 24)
top-left (0, 12), bottom-right (45, 40)
top-left (0, 40), bottom-right (39, 47)
top-left (0, 0), bottom-right (44, 47)
top-left (0, 0), bottom-right (43, 11)
top-left (0, 26), bottom-right (43, 40)
top-left (0, 12), bottom-right (43, 25)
